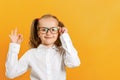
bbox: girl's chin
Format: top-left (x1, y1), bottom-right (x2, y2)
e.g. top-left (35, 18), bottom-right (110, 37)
top-left (43, 43), bottom-right (54, 47)
top-left (43, 41), bottom-right (54, 45)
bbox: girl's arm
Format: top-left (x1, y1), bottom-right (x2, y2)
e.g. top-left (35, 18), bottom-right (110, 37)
top-left (5, 29), bottom-right (29, 79)
top-left (59, 28), bottom-right (81, 68)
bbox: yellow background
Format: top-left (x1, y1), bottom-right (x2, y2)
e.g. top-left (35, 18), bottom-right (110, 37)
top-left (0, 0), bottom-right (120, 80)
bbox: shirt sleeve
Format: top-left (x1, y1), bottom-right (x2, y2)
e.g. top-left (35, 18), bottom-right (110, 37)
top-left (5, 43), bottom-right (30, 79)
top-left (60, 33), bottom-right (81, 68)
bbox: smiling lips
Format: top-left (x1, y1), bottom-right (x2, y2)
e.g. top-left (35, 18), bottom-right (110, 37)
top-left (44, 36), bottom-right (53, 39)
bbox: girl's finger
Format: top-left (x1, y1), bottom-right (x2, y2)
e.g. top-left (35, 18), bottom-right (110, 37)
top-left (64, 28), bottom-right (68, 32)
top-left (63, 27), bottom-right (67, 33)
top-left (18, 34), bottom-right (23, 44)
top-left (19, 37), bottom-right (23, 42)
top-left (18, 34), bottom-right (23, 39)
top-left (11, 30), bottom-right (13, 36)
top-left (9, 35), bottom-right (11, 39)
top-left (62, 28), bottom-right (65, 33)
top-left (14, 28), bottom-right (18, 36)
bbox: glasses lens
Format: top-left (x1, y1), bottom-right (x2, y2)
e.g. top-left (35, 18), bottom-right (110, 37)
top-left (51, 27), bottom-right (59, 33)
top-left (39, 27), bottom-right (59, 34)
top-left (40, 27), bottom-right (48, 33)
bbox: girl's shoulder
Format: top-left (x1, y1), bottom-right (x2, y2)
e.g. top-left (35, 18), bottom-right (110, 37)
top-left (25, 48), bottom-right (37, 54)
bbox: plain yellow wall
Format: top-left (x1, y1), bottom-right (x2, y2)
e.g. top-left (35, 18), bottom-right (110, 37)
top-left (0, 0), bottom-right (120, 80)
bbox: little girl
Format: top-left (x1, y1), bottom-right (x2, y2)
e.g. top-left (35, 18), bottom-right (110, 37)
top-left (6, 14), bottom-right (80, 80)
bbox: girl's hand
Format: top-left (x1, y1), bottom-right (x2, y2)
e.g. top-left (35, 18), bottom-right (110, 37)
top-left (59, 27), bottom-right (68, 35)
top-left (9, 28), bottom-right (23, 44)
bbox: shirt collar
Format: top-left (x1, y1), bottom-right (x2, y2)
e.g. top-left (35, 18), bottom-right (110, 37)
top-left (37, 44), bottom-right (58, 52)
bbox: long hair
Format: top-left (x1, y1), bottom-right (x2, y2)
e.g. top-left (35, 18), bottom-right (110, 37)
top-left (29, 14), bottom-right (64, 48)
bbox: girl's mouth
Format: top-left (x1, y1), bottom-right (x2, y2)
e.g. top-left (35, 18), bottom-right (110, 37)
top-left (44, 36), bottom-right (52, 39)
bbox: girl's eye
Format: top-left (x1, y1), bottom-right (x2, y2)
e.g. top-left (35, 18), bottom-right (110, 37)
top-left (43, 29), bottom-right (47, 31)
top-left (51, 28), bottom-right (58, 31)
top-left (41, 28), bottom-right (48, 31)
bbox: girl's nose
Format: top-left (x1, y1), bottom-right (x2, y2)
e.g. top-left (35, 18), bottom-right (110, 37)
top-left (46, 30), bottom-right (51, 35)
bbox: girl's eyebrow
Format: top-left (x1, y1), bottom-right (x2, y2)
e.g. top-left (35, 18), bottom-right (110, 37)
top-left (39, 26), bottom-right (59, 28)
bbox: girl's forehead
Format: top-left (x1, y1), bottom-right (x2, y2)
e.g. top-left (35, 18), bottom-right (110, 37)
top-left (39, 17), bottom-right (58, 27)
top-left (39, 17), bottom-right (58, 22)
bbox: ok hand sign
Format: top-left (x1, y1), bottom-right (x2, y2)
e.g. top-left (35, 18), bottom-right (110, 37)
top-left (9, 28), bottom-right (23, 44)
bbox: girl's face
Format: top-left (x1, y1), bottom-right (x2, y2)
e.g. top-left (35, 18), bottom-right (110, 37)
top-left (38, 17), bottom-right (59, 47)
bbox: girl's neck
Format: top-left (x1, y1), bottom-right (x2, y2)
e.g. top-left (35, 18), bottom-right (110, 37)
top-left (41, 44), bottom-right (54, 48)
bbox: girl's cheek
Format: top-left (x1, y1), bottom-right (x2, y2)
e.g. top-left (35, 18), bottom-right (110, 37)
top-left (54, 34), bottom-right (59, 37)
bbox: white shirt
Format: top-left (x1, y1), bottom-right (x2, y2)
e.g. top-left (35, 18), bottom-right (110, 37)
top-left (5, 33), bottom-right (80, 80)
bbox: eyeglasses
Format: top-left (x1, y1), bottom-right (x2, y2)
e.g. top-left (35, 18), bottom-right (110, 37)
top-left (38, 27), bottom-right (59, 34)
